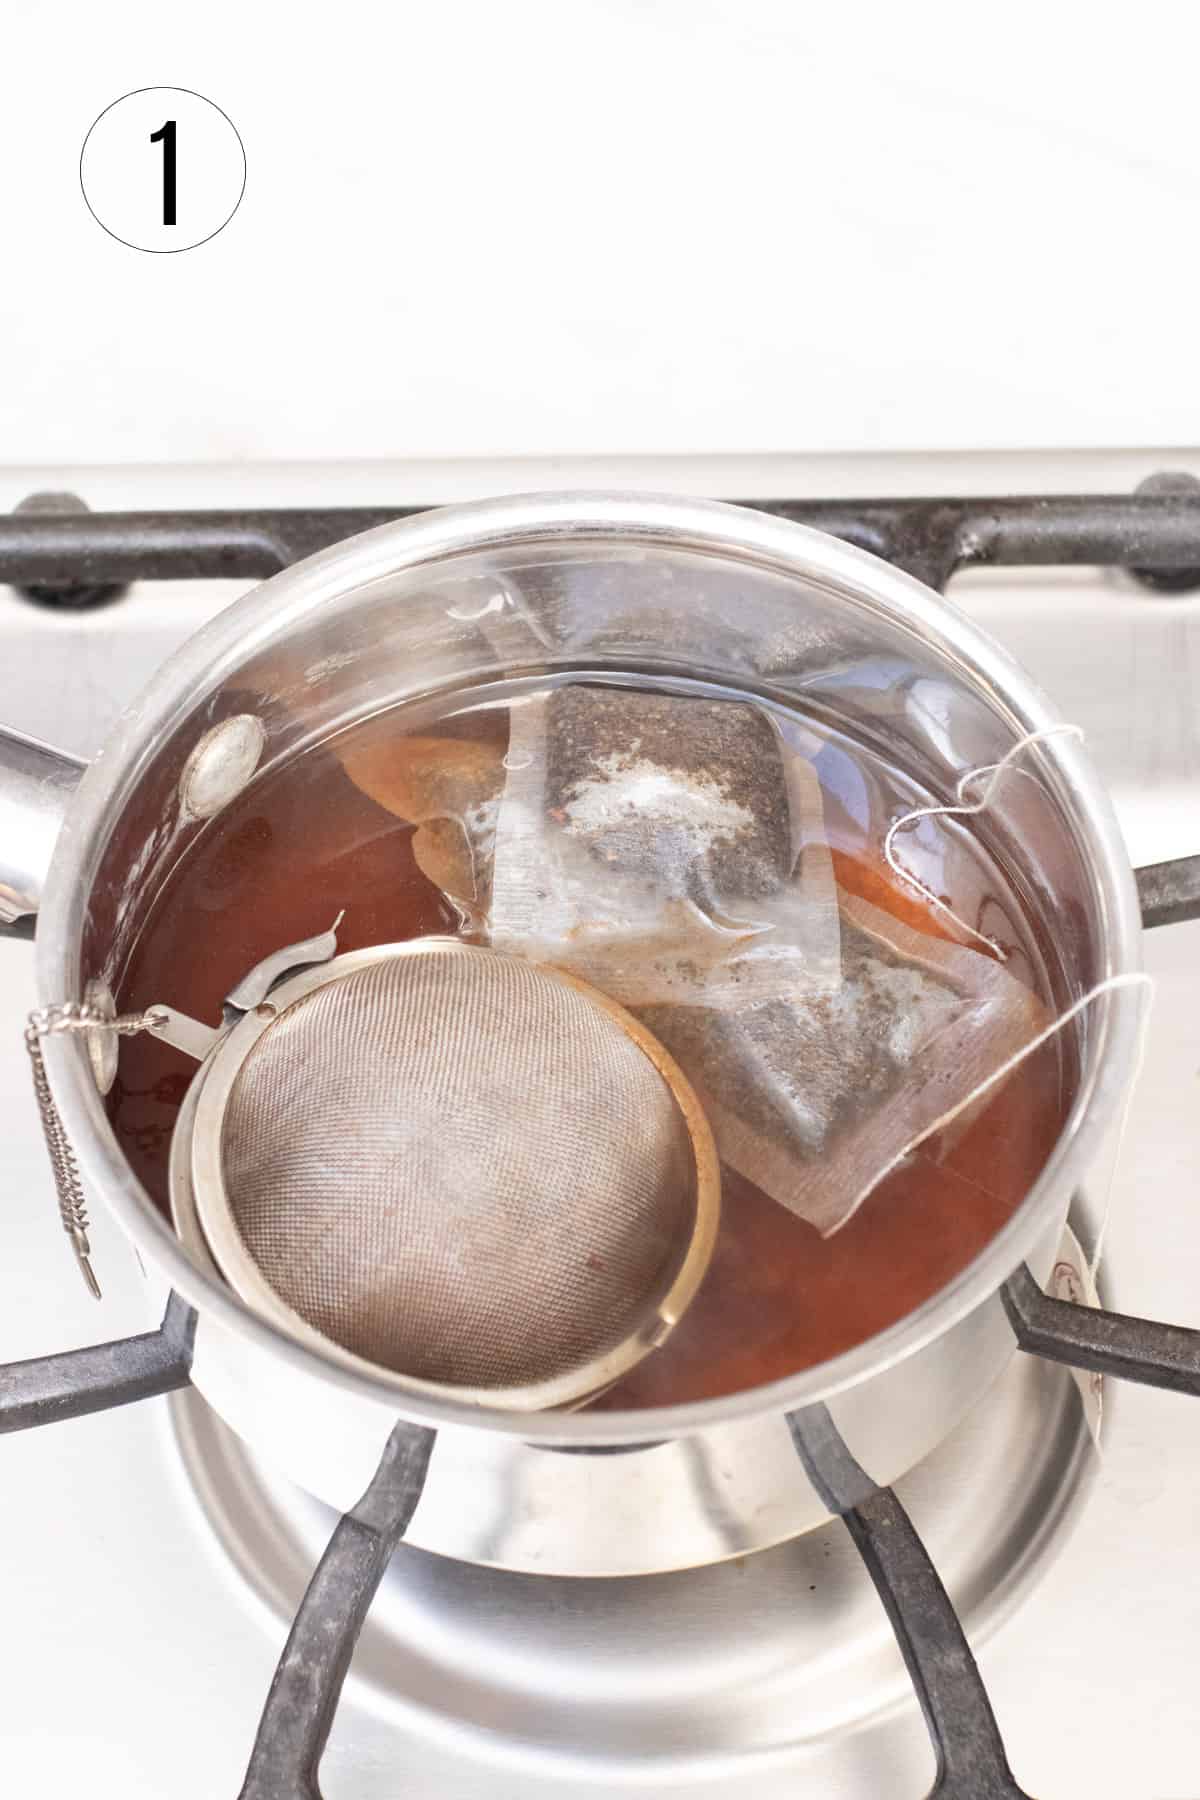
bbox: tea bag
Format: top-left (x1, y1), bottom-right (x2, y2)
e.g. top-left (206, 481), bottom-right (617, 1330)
top-left (637, 888), bottom-right (1047, 1237)
top-left (339, 732), bottom-right (504, 913)
top-left (488, 686), bottom-right (842, 1006)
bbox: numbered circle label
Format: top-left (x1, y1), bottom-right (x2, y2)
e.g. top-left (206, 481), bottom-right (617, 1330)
top-left (80, 88), bottom-right (245, 253)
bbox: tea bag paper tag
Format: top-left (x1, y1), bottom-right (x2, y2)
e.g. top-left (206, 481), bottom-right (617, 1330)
top-left (1051, 1224), bottom-right (1104, 1450)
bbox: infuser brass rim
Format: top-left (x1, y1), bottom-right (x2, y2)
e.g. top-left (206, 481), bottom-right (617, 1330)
top-left (181, 938), bottom-right (721, 1412)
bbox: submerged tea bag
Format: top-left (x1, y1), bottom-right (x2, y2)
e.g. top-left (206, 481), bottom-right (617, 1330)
top-left (339, 733), bottom-right (505, 912)
top-left (637, 888), bottom-right (1046, 1237)
top-left (489, 687), bottom-right (842, 1005)
top-left (542, 687), bottom-right (791, 903)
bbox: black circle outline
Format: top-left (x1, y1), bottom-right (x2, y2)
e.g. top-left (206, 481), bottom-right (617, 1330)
top-left (79, 85), bottom-right (247, 255)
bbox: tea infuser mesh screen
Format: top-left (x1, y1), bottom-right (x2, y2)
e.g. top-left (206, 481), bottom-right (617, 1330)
top-left (191, 942), bottom-right (718, 1405)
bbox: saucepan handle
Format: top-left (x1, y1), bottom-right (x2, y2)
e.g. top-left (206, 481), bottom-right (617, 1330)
top-left (0, 726), bottom-right (85, 926)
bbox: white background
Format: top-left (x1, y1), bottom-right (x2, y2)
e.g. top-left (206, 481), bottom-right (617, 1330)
top-left (1, 0), bottom-right (1197, 464)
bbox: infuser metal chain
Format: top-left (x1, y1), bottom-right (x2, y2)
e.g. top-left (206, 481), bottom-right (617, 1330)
top-left (24, 1002), bottom-right (166, 1299)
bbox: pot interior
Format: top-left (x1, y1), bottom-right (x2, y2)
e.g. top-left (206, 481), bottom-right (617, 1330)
top-left (63, 510), bottom-right (1137, 1428)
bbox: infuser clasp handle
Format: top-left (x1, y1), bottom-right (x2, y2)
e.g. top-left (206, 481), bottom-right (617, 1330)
top-left (223, 913), bottom-right (344, 1017)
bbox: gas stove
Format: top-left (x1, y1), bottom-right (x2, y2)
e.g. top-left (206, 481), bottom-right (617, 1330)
top-left (1, 451), bottom-right (1197, 1799)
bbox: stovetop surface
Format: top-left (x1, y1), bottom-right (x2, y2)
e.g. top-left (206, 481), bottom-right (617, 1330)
top-left (1, 452), bottom-right (1197, 1798)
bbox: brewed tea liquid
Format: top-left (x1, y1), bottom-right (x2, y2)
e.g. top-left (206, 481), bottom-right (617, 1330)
top-left (111, 681), bottom-right (1067, 1408)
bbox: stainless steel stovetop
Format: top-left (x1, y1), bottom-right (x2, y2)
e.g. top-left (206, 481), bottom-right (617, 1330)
top-left (1, 451), bottom-right (1197, 1799)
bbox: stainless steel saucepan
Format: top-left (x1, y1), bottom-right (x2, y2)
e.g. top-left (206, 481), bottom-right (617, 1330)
top-left (0, 493), bottom-right (1147, 1577)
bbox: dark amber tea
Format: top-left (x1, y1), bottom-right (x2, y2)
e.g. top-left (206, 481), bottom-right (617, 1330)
top-left (111, 680), bottom-right (1068, 1409)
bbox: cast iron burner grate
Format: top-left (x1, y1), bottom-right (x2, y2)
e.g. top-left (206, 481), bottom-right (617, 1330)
top-left (1, 484), bottom-right (1199, 1799)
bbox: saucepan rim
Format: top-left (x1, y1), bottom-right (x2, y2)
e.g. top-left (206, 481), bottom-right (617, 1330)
top-left (37, 490), bottom-right (1143, 1445)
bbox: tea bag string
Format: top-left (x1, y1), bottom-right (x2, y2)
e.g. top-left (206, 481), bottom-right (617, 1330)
top-left (1085, 970), bottom-right (1153, 1282)
top-left (25, 1003), bottom-right (168, 1299)
top-left (883, 724), bottom-right (1086, 960)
